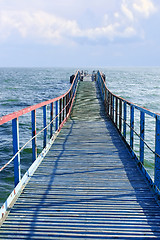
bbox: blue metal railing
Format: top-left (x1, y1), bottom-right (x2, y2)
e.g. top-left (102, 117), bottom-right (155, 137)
top-left (96, 71), bottom-right (160, 195)
top-left (0, 71), bottom-right (80, 219)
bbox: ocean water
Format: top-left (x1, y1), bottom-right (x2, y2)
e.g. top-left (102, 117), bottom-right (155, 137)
top-left (100, 67), bottom-right (160, 180)
top-left (0, 67), bottom-right (160, 206)
top-left (0, 67), bottom-right (76, 206)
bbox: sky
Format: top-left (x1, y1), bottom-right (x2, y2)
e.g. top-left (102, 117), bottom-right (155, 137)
top-left (0, 0), bottom-right (160, 67)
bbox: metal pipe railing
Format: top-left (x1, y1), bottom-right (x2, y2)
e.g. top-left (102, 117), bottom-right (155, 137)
top-left (0, 70), bottom-right (80, 188)
top-left (96, 70), bottom-right (160, 194)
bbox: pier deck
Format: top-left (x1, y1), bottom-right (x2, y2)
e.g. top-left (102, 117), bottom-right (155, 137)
top-left (1, 80), bottom-right (160, 239)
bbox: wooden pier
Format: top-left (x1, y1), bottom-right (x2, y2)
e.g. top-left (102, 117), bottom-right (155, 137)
top-left (1, 79), bottom-right (160, 238)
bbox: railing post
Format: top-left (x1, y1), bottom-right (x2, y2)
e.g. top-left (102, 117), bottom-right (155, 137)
top-left (102, 81), bottom-right (104, 99)
top-left (108, 93), bottom-right (111, 116)
top-left (119, 100), bottom-right (122, 133)
top-left (123, 102), bottom-right (127, 139)
top-left (115, 98), bottom-right (118, 127)
top-left (140, 111), bottom-right (145, 164)
top-left (50, 103), bottom-right (53, 138)
top-left (155, 116), bottom-right (160, 189)
top-left (69, 92), bottom-right (71, 111)
top-left (12, 118), bottom-right (21, 187)
top-left (66, 95), bottom-right (68, 116)
top-left (103, 85), bottom-right (105, 101)
top-left (31, 110), bottom-right (37, 162)
top-left (103, 82), bottom-right (105, 100)
top-left (130, 106), bottom-right (134, 149)
top-left (59, 98), bottom-right (62, 126)
top-left (101, 78), bottom-right (103, 95)
top-left (98, 73), bottom-right (103, 98)
top-left (63, 97), bottom-right (65, 121)
top-left (112, 96), bottom-right (114, 122)
top-left (67, 94), bottom-right (69, 116)
top-left (110, 94), bottom-right (113, 120)
top-left (104, 88), bottom-right (107, 111)
top-left (55, 100), bottom-right (58, 131)
top-left (97, 72), bottom-right (100, 86)
top-left (43, 105), bottom-right (47, 148)
top-left (78, 70), bottom-right (81, 81)
top-left (107, 91), bottom-right (109, 115)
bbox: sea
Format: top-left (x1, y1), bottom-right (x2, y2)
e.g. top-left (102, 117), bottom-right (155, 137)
top-left (0, 67), bottom-right (160, 207)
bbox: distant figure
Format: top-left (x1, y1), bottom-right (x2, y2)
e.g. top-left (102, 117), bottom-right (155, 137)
top-left (70, 74), bottom-right (75, 84)
top-left (92, 71), bottom-right (96, 81)
top-left (80, 75), bottom-right (83, 81)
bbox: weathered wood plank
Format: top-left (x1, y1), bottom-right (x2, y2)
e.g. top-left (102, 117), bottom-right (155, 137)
top-left (1, 80), bottom-right (160, 239)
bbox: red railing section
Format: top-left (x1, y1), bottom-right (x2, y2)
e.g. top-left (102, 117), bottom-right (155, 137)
top-left (0, 70), bottom-right (80, 187)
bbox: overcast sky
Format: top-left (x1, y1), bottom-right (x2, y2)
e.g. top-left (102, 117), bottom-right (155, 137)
top-left (0, 0), bottom-right (160, 67)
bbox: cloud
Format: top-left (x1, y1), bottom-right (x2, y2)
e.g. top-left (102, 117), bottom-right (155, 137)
top-left (0, 10), bottom-right (81, 44)
top-left (0, 9), bottom-right (138, 45)
top-left (0, 0), bottom-right (158, 46)
top-left (120, 0), bottom-right (157, 23)
top-left (133, 0), bottom-right (157, 18)
top-left (121, 2), bottom-right (134, 21)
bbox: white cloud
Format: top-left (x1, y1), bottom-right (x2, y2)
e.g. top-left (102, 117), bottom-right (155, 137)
top-left (114, 12), bottom-right (120, 19)
top-left (133, 0), bottom-right (156, 18)
top-left (121, 2), bottom-right (134, 21)
top-left (0, 10), bottom-right (82, 44)
top-left (0, 0), bottom-right (158, 46)
top-left (0, 9), bottom-right (138, 45)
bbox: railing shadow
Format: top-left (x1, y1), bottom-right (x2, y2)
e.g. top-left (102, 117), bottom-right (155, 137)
top-left (7, 80), bottom-right (160, 238)
top-left (26, 118), bottom-right (76, 239)
top-left (95, 82), bottom-right (160, 238)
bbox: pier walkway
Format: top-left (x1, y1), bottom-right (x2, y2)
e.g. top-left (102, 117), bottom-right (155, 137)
top-left (1, 79), bottom-right (160, 238)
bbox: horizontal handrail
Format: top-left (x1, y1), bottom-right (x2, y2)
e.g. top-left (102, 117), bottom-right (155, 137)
top-left (100, 76), bottom-right (160, 118)
top-left (102, 90), bottom-right (160, 159)
top-left (118, 108), bottom-right (160, 158)
top-left (0, 71), bottom-right (80, 125)
top-left (0, 70), bottom-right (80, 183)
top-left (96, 70), bottom-right (160, 195)
top-left (0, 70), bottom-right (80, 220)
top-left (0, 89), bottom-right (75, 173)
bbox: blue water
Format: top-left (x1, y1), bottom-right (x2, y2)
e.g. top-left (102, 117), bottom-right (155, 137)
top-left (0, 67), bottom-right (76, 206)
top-left (0, 67), bottom-right (160, 206)
top-left (102, 67), bottom-right (160, 113)
top-left (0, 68), bottom-right (77, 116)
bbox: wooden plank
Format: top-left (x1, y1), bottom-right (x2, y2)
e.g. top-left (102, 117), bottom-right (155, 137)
top-left (1, 80), bottom-right (160, 239)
